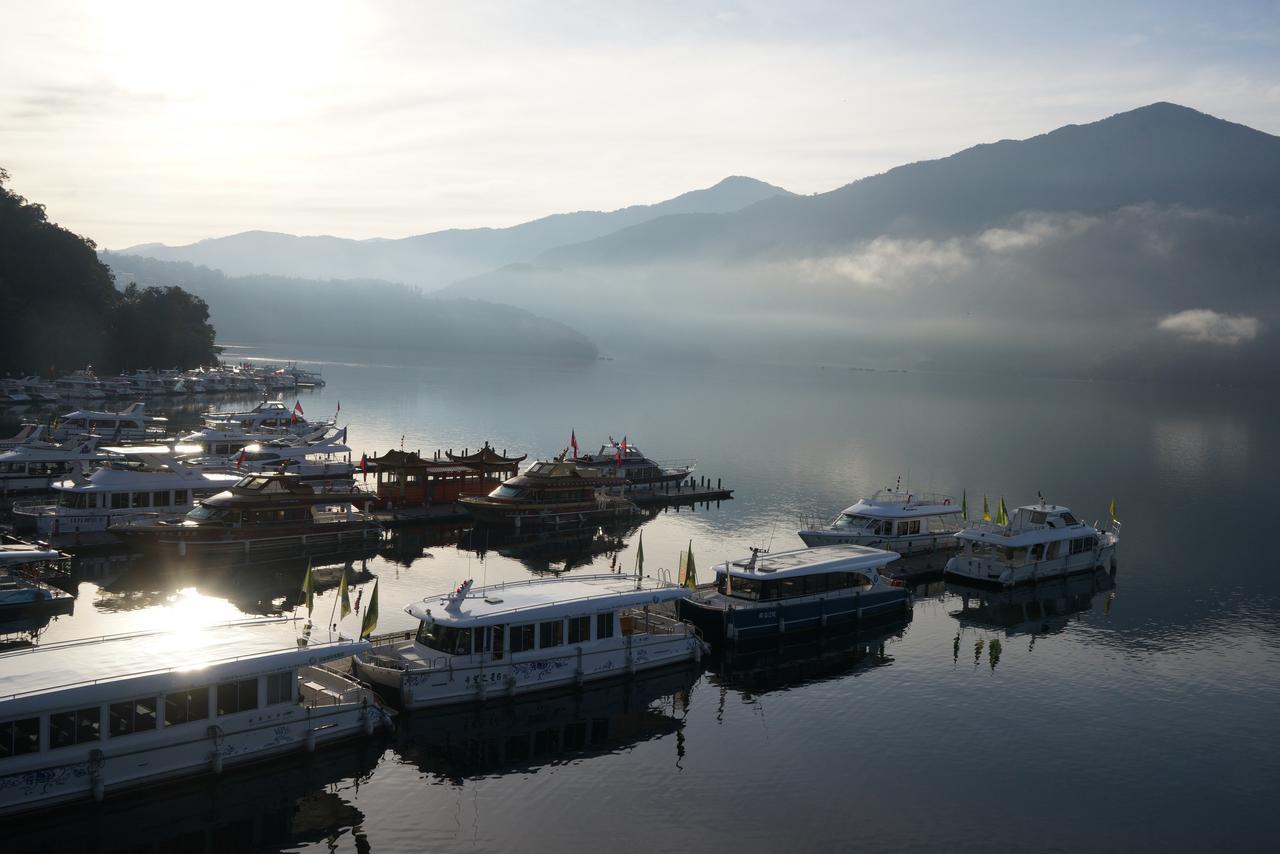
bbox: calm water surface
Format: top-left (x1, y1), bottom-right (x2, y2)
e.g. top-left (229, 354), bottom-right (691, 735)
top-left (6, 352), bottom-right (1279, 853)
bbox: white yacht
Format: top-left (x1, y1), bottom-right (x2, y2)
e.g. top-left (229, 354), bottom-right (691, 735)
top-left (0, 425), bottom-right (49, 451)
top-left (202, 400), bottom-right (331, 436)
top-left (0, 380), bottom-right (32, 405)
top-left (0, 542), bottom-right (73, 614)
top-left (353, 575), bottom-right (704, 709)
top-left (944, 501), bottom-right (1120, 587)
top-left (12, 450), bottom-right (241, 537)
top-left (0, 620), bottom-right (391, 817)
top-left (0, 437), bottom-right (114, 497)
top-left (54, 370), bottom-right (107, 400)
top-left (19, 378), bottom-right (60, 404)
top-left (798, 489), bottom-right (965, 555)
top-left (51, 402), bottom-right (168, 443)
top-left (182, 429), bottom-right (355, 485)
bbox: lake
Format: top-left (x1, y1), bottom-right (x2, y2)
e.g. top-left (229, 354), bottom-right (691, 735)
top-left (5, 350), bottom-right (1279, 853)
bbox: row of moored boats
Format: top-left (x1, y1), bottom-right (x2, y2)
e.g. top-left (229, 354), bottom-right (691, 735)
top-left (0, 362), bottom-right (323, 407)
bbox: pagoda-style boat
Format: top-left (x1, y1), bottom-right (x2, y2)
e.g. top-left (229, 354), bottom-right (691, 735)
top-left (111, 472), bottom-right (380, 564)
top-left (370, 443), bottom-right (523, 509)
top-left (458, 457), bottom-right (638, 528)
top-left (573, 441), bottom-right (694, 486)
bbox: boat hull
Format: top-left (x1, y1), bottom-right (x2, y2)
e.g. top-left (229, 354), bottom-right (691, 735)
top-left (943, 543), bottom-right (1118, 588)
top-left (797, 530), bottom-right (959, 554)
top-left (677, 587), bottom-right (911, 643)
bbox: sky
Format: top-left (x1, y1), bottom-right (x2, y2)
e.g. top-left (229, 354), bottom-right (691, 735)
top-left (3, 0), bottom-right (1279, 249)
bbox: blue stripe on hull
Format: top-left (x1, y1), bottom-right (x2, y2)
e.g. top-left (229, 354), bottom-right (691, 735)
top-left (680, 590), bottom-right (910, 642)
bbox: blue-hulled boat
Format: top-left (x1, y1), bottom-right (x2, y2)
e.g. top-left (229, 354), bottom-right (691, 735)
top-left (676, 544), bottom-right (909, 643)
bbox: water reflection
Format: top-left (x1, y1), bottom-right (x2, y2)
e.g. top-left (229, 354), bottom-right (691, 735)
top-left (0, 604), bottom-right (74, 649)
top-left (458, 515), bottom-right (656, 575)
top-left (5, 737), bottom-right (383, 854)
top-left (394, 664), bottom-right (699, 781)
top-left (946, 569), bottom-right (1117, 637)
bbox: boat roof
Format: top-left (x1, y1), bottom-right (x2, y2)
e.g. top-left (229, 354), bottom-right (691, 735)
top-left (59, 404), bottom-right (164, 422)
top-left (0, 544), bottom-right (66, 566)
top-left (52, 460), bottom-right (241, 491)
top-left (0, 619), bottom-right (368, 716)
top-left (406, 574), bottom-right (689, 627)
top-left (841, 490), bottom-right (960, 519)
top-left (957, 504), bottom-right (1096, 543)
top-left (716, 544), bottom-right (898, 580)
top-left (0, 442), bottom-right (110, 463)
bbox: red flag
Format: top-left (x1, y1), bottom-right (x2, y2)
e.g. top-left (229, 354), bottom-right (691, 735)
top-left (359, 453), bottom-right (368, 482)
top-left (621, 436), bottom-right (628, 455)
top-left (236, 450), bottom-right (247, 470)
top-left (570, 429), bottom-right (578, 459)
top-left (615, 446), bottom-right (622, 468)
top-left (292, 400), bottom-right (303, 423)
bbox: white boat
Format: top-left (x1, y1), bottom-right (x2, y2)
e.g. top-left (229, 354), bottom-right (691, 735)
top-left (0, 543), bottom-right (73, 614)
top-left (0, 380), bottom-right (32, 406)
top-left (353, 575), bottom-right (704, 709)
top-left (18, 378), bottom-right (60, 404)
top-left (181, 428), bottom-right (355, 485)
top-left (0, 425), bottom-right (49, 451)
top-left (54, 370), bottom-right (106, 400)
top-left (51, 402), bottom-right (168, 443)
top-left (798, 489), bottom-right (965, 555)
top-left (944, 502), bottom-right (1120, 587)
top-left (12, 450), bottom-right (241, 536)
top-left (676, 544), bottom-right (910, 642)
top-left (0, 620), bottom-right (391, 817)
top-left (0, 437), bottom-right (113, 497)
top-left (202, 400), bottom-right (331, 436)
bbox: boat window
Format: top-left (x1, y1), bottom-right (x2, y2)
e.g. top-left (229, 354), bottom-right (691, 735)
top-left (111, 492), bottom-right (129, 509)
top-left (109, 697), bottom-right (158, 737)
top-left (266, 672), bottom-right (294, 705)
top-left (187, 505), bottom-right (226, 522)
top-left (490, 485), bottom-right (522, 499)
top-left (1002, 546), bottom-right (1029, 564)
top-left (833, 514), bottom-right (870, 531)
top-left (164, 686), bottom-right (209, 726)
top-left (567, 615), bottom-right (591, 643)
top-left (510, 623), bottom-right (536, 653)
top-left (596, 612), bottom-right (615, 640)
top-left (491, 625), bottom-right (504, 659)
top-left (217, 678), bottom-right (259, 715)
top-left (898, 520), bottom-right (921, 536)
top-left (415, 623), bottom-right (473, 655)
top-left (132, 491), bottom-right (151, 508)
top-left (49, 707), bottom-right (100, 749)
top-left (153, 490), bottom-right (169, 506)
top-left (1030, 511), bottom-right (1047, 524)
top-left (1045, 541), bottom-right (1060, 560)
top-left (1061, 512), bottom-right (1079, 525)
top-left (174, 489), bottom-right (189, 506)
top-left (1030, 544), bottom-right (1044, 561)
top-left (540, 620), bottom-right (564, 649)
top-left (58, 492), bottom-right (88, 509)
top-left (723, 577), bottom-right (762, 600)
top-left (1069, 536), bottom-right (1096, 555)
top-left (0, 717), bottom-right (40, 758)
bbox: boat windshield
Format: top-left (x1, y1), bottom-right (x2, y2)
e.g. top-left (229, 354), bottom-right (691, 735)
top-left (832, 513), bottom-right (873, 531)
top-left (187, 505), bottom-right (229, 522)
top-left (415, 621), bottom-right (473, 655)
top-left (489, 485), bottom-right (522, 499)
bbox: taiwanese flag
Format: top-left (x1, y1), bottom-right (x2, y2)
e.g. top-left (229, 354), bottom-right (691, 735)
top-left (236, 450), bottom-right (247, 470)
top-left (570, 429), bottom-right (578, 459)
top-left (292, 400), bottom-right (304, 423)
top-left (359, 453), bottom-right (368, 481)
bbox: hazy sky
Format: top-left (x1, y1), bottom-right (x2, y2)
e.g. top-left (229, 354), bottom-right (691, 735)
top-left (3, 1), bottom-right (1278, 249)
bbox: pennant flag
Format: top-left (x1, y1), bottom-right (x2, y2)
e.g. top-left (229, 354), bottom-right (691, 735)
top-left (635, 531), bottom-right (645, 577)
top-left (339, 565), bottom-right (352, 619)
top-left (1109, 499), bottom-right (1118, 523)
top-left (996, 496), bottom-right (1009, 527)
top-left (679, 540), bottom-right (698, 589)
top-left (360, 579), bottom-right (380, 638)
top-left (982, 495), bottom-right (991, 523)
top-left (301, 562), bottom-right (315, 616)
top-left (570, 429), bottom-right (579, 458)
top-left (961, 490), bottom-right (968, 521)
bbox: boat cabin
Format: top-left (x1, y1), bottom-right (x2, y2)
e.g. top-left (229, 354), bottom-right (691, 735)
top-left (52, 403), bottom-right (166, 442)
top-left (368, 448), bottom-right (512, 507)
top-left (957, 504), bottom-right (1098, 566)
top-left (712, 545), bottom-right (896, 602)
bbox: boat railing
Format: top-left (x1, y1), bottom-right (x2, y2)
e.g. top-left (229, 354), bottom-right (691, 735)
top-left (407, 574), bottom-right (685, 621)
top-left (868, 489), bottom-right (956, 507)
top-left (620, 607), bottom-right (690, 636)
top-left (9, 498), bottom-right (54, 514)
top-left (655, 458), bottom-right (696, 472)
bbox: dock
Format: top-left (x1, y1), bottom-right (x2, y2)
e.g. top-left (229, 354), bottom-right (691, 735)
top-left (627, 475), bottom-right (734, 508)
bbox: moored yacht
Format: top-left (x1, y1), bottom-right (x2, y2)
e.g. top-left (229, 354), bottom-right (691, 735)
top-left (574, 440), bottom-right (694, 486)
top-left (798, 489), bottom-right (964, 555)
top-left (677, 544), bottom-right (910, 642)
top-left (12, 450), bottom-right (241, 537)
top-left (943, 501), bottom-right (1119, 588)
top-left (182, 429), bottom-right (355, 486)
top-left (459, 458), bottom-right (638, 528)
top-left (112, 472), bottom-right (379, 563)
top-left (51, 402), bottom-right (167, 443)
top-left (0, 620), bottom-right (391, 817)
top-left (202, 400), bottom-right (331, 436)
top-left (54, 370), bottom-right (107, 400)
top-left (0, 542), bottom-right (73, 615)
top-left (0, 437), bottom-right (113, 497)
top-left (353, 575), bottom-right (703, 709)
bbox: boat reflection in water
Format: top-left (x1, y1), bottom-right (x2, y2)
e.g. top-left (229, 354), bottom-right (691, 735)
top-left (946, 567), bottom-right (1117, 637)
top-left (4, 736), bottom-right (383, 854)
top-left (0, 606), bottom-right (74, 650)
top-left (705, 616), bottom-right (912, 696)
top-left (459, 515), bottom-right (655, 575)
top-left (394, 664), bottom-right (700, 781)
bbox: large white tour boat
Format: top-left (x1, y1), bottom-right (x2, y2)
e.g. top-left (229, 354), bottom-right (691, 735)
top-left (0, 438), bottom-right (112, 497)
top-left (353, 575), bottom-right (704, 709)
top-left (798, 489), bottom-right (965, 555)
top-left (0, 620), bottom-right (391, 817)
top-left (202, 400), bottom-right (332, 436)
top-left (943, 501), bottom-right (1120, 587)
top-left (51, 402), bottom-right (167, 443)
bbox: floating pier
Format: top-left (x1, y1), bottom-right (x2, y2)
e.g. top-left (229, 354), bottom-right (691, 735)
top-left (627, 475), bottom-right (733, 508)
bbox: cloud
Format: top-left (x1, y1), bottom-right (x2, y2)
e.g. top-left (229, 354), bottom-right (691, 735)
top-left (977, 212), bottom-right (1098, 251)
top-left (797, 236), bottom-right (970, 288)
top-left (1157, 309), bottom-right (1260, 345)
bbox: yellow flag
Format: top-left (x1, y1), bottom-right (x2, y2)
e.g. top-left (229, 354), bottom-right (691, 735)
top-left (996, 496), bottom-right (1009, 527)
top-left (982, 495), bottom-right (991, 523)
top-left (680, 540), bottom-right (698, 589)
top-left (1109, 499), bottom-right (1118, 523)
top-left (338, 565), bottom-right (351, 619)
top-left (360, 579), bottom-right (379, 639)
top-left (301, 562), bottom-right (314, 616)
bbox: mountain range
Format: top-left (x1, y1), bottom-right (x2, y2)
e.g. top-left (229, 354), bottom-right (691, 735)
top-left (114, 102), bottom-right (1280, 381)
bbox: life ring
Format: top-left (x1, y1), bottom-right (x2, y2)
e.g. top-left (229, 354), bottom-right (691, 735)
top-left (943, 499), bottom-right (952, 505)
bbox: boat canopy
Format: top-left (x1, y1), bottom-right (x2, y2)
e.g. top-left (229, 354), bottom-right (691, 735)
top-left (406, 575), bottom-right (689, 628)
top-left (716, 544), bottom-right (898, 581)
top-left (840, 489), bottom-right (960, 519)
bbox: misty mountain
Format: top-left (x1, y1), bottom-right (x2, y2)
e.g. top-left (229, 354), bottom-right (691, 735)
top-left (99, 253), bottom-right (599, 362)
top-left (120, 176), bottom-right (792, 286)
top-left (437, 103), bottom-right (1280, 382)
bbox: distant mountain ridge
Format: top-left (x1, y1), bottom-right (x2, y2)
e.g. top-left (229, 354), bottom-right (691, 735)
top-left (120, 176), bottom-right (792, 285)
